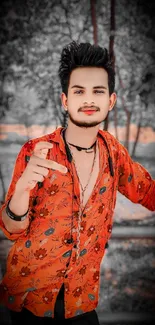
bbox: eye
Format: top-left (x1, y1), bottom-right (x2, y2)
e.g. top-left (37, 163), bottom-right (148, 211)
top-left (94, 90), bottom-right (105, 94)
top-left (74, 90), bottom-right (84, 94)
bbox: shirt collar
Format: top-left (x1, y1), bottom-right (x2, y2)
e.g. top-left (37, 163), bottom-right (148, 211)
top-left (48, 126), bottom-right (66, 155)
top-left (48, 126), bottom-right (109, 155)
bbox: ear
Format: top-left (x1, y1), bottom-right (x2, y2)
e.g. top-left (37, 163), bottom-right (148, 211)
top-left (108, 92), bottom-right (117, 112)
top-left (61, 92), bottom-right (68, 111)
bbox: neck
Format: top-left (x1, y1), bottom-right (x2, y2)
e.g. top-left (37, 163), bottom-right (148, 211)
top-left (65, 121), bottom-right (100, 148)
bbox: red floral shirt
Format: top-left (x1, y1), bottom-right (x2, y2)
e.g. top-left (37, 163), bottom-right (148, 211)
top-left (0, 127), bottom-right (155, 319)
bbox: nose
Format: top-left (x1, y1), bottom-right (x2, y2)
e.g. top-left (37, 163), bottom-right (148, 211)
top-left (83, 101), bottom-right (95, 106)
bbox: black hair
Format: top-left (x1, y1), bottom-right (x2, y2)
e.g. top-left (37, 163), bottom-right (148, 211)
top-left (58, 41), bottom-right (115, 96)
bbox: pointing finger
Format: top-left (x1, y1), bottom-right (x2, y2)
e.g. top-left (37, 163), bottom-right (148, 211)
top-left (50, 161), bottom-right (68, 174)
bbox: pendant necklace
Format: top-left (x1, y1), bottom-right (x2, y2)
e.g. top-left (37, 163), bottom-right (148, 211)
top-left (68, 141), bottom-right (97, 259)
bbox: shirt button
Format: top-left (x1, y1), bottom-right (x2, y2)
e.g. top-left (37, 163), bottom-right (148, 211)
top-left (83, 213), bottom-right (86, 218)
top-left (73, 244), bottom-right (77, 249)
top-left (74, 195), bottom-right (77, 199)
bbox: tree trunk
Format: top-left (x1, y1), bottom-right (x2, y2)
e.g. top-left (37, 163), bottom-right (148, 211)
top-left (114, 106), bottom-right (118, 139)
top-left (109, 0), bottom-right (115, 65)
top-left (90, 0), bottom-right (98, 45)
top-left (124, 111), bottom-right (131, 152)
top-left (104, 0), bottom-right (115, 131)
top-left (116, 66), bottom-right (133, 150)
top-left (131, 110), bottom-right (143, 157)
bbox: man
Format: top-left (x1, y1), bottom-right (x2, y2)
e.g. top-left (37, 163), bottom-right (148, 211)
top-left (0, 41), bottom-right (155, 325)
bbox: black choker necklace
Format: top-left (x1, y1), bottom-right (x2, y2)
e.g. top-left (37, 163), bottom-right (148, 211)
top-left (67, 140), bottom-right (96, 152)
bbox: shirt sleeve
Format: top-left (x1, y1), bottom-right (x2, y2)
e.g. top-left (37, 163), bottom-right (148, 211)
top-left (0, 142), bottom-right (35, 240)
top-left (117, 141), bottom-right (155, 211)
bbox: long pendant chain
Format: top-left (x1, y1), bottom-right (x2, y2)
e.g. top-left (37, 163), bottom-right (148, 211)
top-left (69, 143), bottom-right (97, 260)
top-left (79, 149), bottom-right (97, 207)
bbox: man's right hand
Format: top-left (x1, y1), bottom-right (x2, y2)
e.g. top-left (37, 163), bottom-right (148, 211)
top-left (15, 141), bottom-right (68, 193)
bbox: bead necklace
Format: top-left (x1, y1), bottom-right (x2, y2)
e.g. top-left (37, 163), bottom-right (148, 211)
top-left (67, 140), bottom-right (96, 153)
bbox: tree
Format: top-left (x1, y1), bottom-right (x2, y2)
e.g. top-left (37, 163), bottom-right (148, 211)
top-left (104, 0), bottom-right (116, 132)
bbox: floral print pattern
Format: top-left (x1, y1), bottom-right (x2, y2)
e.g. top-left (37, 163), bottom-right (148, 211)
top-left (0, 127), bottom-right (154, 319)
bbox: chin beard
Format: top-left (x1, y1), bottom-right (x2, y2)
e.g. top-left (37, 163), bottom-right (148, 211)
top-left (68, 113), bottom-right (106, 128)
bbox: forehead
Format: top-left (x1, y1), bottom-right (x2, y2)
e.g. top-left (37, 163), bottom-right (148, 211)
top-left (69, 67), bottom-right (108, 87)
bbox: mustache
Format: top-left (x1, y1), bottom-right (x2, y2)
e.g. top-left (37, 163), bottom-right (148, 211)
top-left (79, 105), bottom-right (100, 112)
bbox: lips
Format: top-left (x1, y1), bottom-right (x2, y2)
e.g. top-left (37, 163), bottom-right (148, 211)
top-left (81, 110), bottom-right (97, 115)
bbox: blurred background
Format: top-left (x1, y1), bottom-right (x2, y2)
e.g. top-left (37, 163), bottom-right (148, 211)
top-left (0, 0), bottom-right (155, 324)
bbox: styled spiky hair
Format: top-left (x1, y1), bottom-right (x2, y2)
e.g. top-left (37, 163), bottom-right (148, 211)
top-left (58, 41), bottom-right (115, 95)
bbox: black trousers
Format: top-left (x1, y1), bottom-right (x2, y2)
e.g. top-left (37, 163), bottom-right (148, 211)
top-left (9, 284), bottom-right (100, 325)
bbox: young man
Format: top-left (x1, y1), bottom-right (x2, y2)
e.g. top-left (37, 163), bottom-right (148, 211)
top-left (0, 41), bottom-right (155, 325)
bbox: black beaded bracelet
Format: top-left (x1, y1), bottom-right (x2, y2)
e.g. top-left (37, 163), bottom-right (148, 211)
top-left (6, 198), bottom-right (29, 222)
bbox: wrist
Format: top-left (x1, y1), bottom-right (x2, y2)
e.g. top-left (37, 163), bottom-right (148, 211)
top-left (8, 189), bottom-right (30, 218)
top-left (6, 198), bottom-right (29, 222)
top-left (15, 182), bottom-right (31, 195)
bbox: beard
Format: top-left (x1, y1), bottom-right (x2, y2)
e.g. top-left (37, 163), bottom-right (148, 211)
top-left (67, 111), bottom-right (108, 128)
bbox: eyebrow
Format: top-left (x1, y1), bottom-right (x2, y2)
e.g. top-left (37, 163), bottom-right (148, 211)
top-left (71, 85), bottom-right (107, 89)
